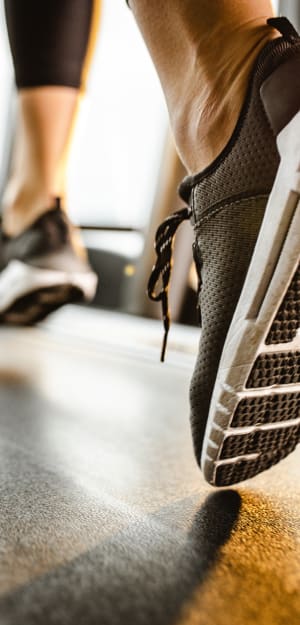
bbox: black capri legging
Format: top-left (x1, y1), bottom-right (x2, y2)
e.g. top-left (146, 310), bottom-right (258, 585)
top-left (4, 0), bottom-right (99, 90)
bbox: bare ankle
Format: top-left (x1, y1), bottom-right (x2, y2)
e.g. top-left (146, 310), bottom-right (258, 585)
top-left (171, 24), bottom-right (280, 173)
top-left (1, 87), bottom-right (77, 237)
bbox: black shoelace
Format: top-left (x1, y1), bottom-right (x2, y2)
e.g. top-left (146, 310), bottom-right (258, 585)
top-left (147, 207), bottom-right (192, 362)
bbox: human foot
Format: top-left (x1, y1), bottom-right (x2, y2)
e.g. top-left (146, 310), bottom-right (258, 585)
top-left (0, 198), bottom-right (97, 324)
top-left (149, 18), bottom-right (300, 486)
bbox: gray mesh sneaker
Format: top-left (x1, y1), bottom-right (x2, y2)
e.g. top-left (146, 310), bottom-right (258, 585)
top-left (0, 199), bottom-right (97, 324)
top-left (148, 17), bottom-right (300, 486)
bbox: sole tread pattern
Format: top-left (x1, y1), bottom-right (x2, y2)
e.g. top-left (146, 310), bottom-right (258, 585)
top-left (266, 265), bottom-right (300, 344)
top-left (246, 350), bottom-right (300, 388)
top-left (231, 392), bottom-right (300, 427)
top-left (216, 261), bottom-right (300, 485)
top-left (215, 429), bottom-right (299, 487)
top-left (0, 285), bottom-right (84, 326)
top-left (220, 424), bottom-right (300, 460)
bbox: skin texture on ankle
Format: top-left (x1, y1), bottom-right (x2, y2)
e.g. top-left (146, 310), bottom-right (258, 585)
top-left (130, 0), bottom-right (279, 173)
top-left (2, 86), bottom-right (79, 237)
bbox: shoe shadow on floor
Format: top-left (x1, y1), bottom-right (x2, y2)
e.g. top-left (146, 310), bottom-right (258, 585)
top-left (180, 488), bottom-right (300, 625)
top-left (0, 372), bottom-right (299, 625)
top-left (0, 480), bottom-right (299, 625)
top-left (0, 489), bottom-right (241, 625)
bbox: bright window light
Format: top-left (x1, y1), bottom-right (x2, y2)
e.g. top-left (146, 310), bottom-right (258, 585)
top-left (67, 0), bottom-right (168, 229)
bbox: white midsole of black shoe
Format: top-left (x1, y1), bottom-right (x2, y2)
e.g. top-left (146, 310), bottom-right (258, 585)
top-left (201, 110), bottom-right (300, 485)
top-left (0, 259), bottom-right (98, 312)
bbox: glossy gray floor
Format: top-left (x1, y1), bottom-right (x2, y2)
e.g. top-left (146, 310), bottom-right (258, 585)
top-left (0, 307), bottom-right (299, 625)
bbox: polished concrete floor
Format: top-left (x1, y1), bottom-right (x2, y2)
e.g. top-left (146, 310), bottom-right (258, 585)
top-left (0, 307), bottom-right (299, 625)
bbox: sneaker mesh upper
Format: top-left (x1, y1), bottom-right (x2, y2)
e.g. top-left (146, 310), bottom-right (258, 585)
top-left (189, 197), bottom-right (268, 457)
top-left (183, 36), bottom-right (300, 462)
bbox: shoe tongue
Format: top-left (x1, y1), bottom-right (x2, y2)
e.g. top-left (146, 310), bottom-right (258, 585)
top-left (54, 197), bottom-right (62, 211)
top-left (178, 177), bottom-right (195, 203)
top-left (267, 17), bottom-right (300, 42)
top-left (33, 206), bottom-right (70, 246)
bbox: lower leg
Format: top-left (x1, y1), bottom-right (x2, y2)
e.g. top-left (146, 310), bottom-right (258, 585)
top-left (130, 0), bottom-right (279, 173)
top-left (2, 0), bottom-right (100, 237)
top-left (2, 87), bottom-right (79, 236)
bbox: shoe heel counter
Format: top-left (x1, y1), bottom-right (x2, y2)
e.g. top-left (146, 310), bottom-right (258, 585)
top-left (260, 54), bottom-right (300, 136)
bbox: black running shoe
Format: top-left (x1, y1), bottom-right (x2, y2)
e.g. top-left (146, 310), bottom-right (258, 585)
top-left (0, 199), bottom-right (98, 325)
top-left (148, 17), bottom-right (300, 486)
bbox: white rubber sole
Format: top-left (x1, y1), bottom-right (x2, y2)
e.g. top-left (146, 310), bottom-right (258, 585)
top-left (201, 110), bottom-right (300, 486)
top-left (0, 259), bottom-right (98, 318)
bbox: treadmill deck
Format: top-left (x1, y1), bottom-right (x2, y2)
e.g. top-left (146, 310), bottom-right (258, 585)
top-left (0, 307), bottom-right (299, 625)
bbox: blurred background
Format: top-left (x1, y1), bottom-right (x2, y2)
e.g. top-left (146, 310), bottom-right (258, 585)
top-left (0, 5), bottom-right (299, 621)
top-left (0, 0), bottom-right (297, 328)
